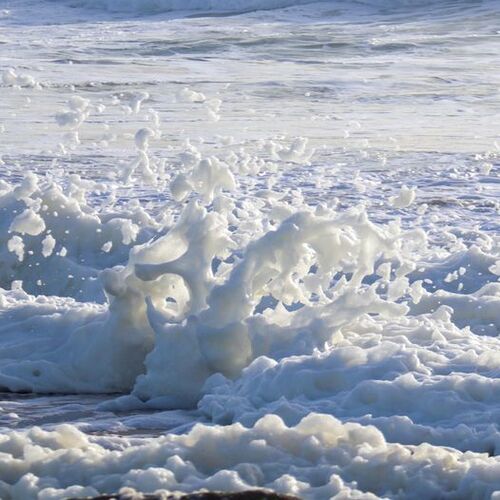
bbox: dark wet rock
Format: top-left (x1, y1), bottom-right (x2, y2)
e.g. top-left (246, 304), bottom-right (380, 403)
top-left (72, 490), bottom-right (301, 500)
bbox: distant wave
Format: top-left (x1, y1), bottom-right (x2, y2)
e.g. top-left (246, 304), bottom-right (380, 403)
top-left (63, 0), bottom-right (452, 14)
top-left (65, 0), bottom-right (323, 14)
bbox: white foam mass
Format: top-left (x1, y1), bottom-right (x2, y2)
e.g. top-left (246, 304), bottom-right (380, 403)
top-left (1, 2), bottom-right (500, 494)
top-left (0, 123), bottom-right (499, 495)
top-left (2, 68), bottom-right (40, 89)
top-left (176, 87), bottom-right (206, 103)
top-left (1, 414), bottom-right (500, 500)
top-left (389, 184), bottom-right (416, 209)
top-left (41, 234), bottom-right (56, 258)
top-left (9, 209), bottom-right (46, 236)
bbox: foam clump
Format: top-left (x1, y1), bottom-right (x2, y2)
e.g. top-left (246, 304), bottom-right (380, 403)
top-left (176, 87), bottom-right (206, 103)
top-left (389, 184), bottom-right (416, 208)
top-left (0, 174), bottom-right (155, 302)
top-left (55, 96), bottom-right (91, 129)
top-left (2, 68), bottom-right (40, 89)
top-left (1, 414), bottom-right (500, 499)
top-left (9, 208), bottom-right (46, 236)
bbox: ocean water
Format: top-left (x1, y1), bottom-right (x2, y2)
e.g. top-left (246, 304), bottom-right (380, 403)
top-left (0, 0), bottom-right (499, 498)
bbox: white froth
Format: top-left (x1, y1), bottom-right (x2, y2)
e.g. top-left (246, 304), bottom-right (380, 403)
top-left (0, 1), bottom-right (499, 498)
